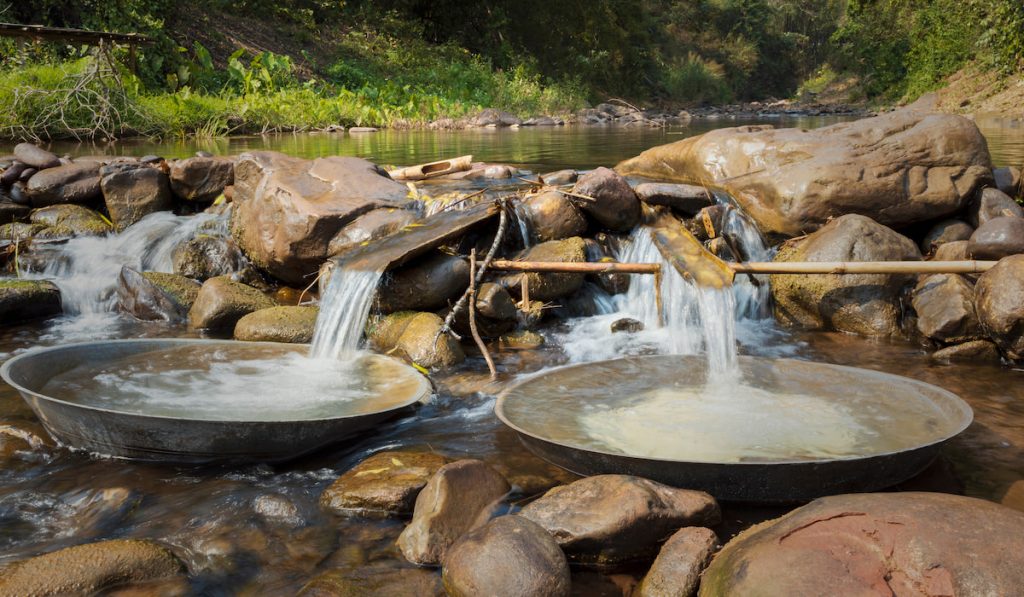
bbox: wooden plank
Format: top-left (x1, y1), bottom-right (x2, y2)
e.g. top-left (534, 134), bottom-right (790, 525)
top-left (0, 23), bottom-right (154, 45)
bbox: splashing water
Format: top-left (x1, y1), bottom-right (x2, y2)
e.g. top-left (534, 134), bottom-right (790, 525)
top-left (309, 267), bottom-right (383, 360)
top-left (720, 205), bottom-right (772, 319)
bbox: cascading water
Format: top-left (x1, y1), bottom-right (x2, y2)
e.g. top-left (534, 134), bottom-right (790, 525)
top-left (720, 206), bottom-right (772, 320)
top-left (309, 267), bottom-right (383, 360)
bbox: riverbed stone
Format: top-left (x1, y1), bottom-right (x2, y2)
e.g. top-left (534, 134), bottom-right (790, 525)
top-left (634, 182), bottom-right (714, 216)
top-left (1, 161), bottom-right (27, 186)
top-left (921, 219), bottom-right (974, 253)
top-left (30, 204), bottom-right (112, 237)
top-left (975, 254), bottom-right (1024, 358)
top-left (770, 214), bottom-right (922, 336)
top-left (967, 215), bottom-right (1024, 260)
top-left (912, 274), bottom-right (981, 343)
top-left (376, 253), bottom-right (468, 313)
top-left (520, 190), bottom-right (588, 243)
top-left (509, 237), bottom-right (587, 301)
top-left (934, 239), bottom-right (970, 261)
top-left (637, 526), bottom-right (718, 597)
top-left (573, 167), bottom-right (641, 231)
top-left (320, 450), bottom-right (451, 516)
top-left (930, 339), bottom-right (1002, 362)
top-left (0, 279), bottom-right (61, 324)
top-left (0, 201), bottom-right (31, 225)
top-left (618, 107), bottom-right (992, 237)
top-left (100, 163), bottom-right (174, 230)
top-left (611, 317), bottom-right (644, 333)
top-left (117, 267), bottom-right (201, 323)
top-left (26, 162), bottom-right (102, 207)
top-left (172, 234), bottom-right (247, 281)
top-left (299, 565), bottom-right (444, 596)
top-left (540, 169), bottom-right (578, 186)
top-left (397, 459), bottom-right (511, 566)
top-left (476, 282), bottom-right (517, 320)
top-left (13, 143), bottom-right (60, 170)
top-left (994, 166), bottom-right (1021, 197)
top-left (231, 151), bottom-right (410, 285)
top-left (470, 109), bottom-right (522, 127)
top-left (168, 156), bottom-right (234, 202)
top-left (233, 305), bottom-right (319, 343)
top-left (0, 539), bottom-right (183, 595)
top-left (393, 312), bottom-right (465, 369)
top-left (518, 475), bottom-right (721, 567)
top-left (968, 187), bottom-right (1023, 227)
top-left (442, 515), bottom-right (571, 597)
top-left (698, 492), bottom-right (1024, 596)
top-left (327, 207), bottom-right (418, 257)
top-left (188, 275), bottom-right (277, 331)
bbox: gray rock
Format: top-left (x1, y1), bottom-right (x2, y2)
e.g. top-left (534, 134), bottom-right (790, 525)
top-left (320, 450), bottom-right (450, 516)
top-left (975, 254), bottom-right (1024, 358)
top-left (233, 305), bottom-right (319, 343)
top-left (169, 156), bottom-right (234, 202)
top-left (172, 234), bottom-right (247, 281)
top-left (994, 166), bottom-right (1022, 197)
top-left (117, 267), bottom-right (201, 323)
top-left (967, 216), bottom-right (1024, 260)
top-left (573, 167), bottom-right (641, 231)
top-left (1, 161), bottom-right (27, 186)
top-left (611, 318), bottom-right (643, 333)
top-left (912, 274), bottom-right (981, 343)
top-left (637, 526), bottom-right (718, 597)
top-left (187, 276), bottom-right (277, 331)
top-left (520, 190), bottom-right (588, 243)
top-left (470, 109), bottom-right (522, 127)
top-left (100, 163), bottom-right (173, 230)
top-left (969, 187), bottom-right (1023, 227)
top-left (25, 162), bottom-right (102, 207)
top-left (13, 143), bottom-right (60, 169)
top-left (634, 183), bottom-right (714, 216)
top-left (921, 219), bottom-right (974, 254)
top-left (0, 279), bottom-right (61, 324)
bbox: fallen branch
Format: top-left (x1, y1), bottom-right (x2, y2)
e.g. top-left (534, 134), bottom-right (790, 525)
top-left (468, 249), bottom-right (497, 380)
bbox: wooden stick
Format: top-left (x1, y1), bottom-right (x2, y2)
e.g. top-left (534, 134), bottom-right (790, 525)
top-left (729, 261), bottom-right (999, 275)
top-left (490, 260), bottom-right (661, 274)
top-left (469, 250), bottom-right (497, 380)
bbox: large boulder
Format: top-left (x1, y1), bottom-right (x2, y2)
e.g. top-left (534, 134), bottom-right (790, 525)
top-left (770, 214), bottom-right (922, 336)
top-left (172, 234), bottom-right (247, 281)
top-left (634, 182), bottom-right (714, 216)
top-left (376, 253), bottom-right (469, 313)
top-left (508, 237), bottom-right (587, 301)
top-left (25, 162), bottom-right (102, 207)
top-left (699, 492), bottom-right (1024, 596)
top-left (0, 539), bottom-right (183, 595)
top-left (13, 143), bottom-right (60, 170)
top-left (0, 279), bottom-right (61, 324)
top-left (168, 156), bottom-right (234, 202)
top-left (572, 167), bottom-right (641, 231)
top-left (975, 254), bottom-right (1024, 358)
top-left (230, 152), bottom-right (410, 285)
top-left (518, 190), bottom-right (588, 243)
top-left (233, 305), bottom-right (318, 343)
top-left (518, 475), bottom-right (721, 567)
top-left (968, 186), bottom-right (1023, 227)
top-left (967, 215), bottom-right (1024, 260)
top-left (637, 527), bottom-right (718, 597)
top-left (100, 163), bottom-right (173, 230)
top-left (320, 450), bottom-right (450, 516)
top-left (187, 276), bottom-right (277, 331)
top-left (116, 266), bottom-right (200, 323)
top-left (617, 108), bottom-right (993, 237)
top-left (397, 459), bottom-right (511, 566)
top-left (911, 274), bottom-right (981, 343)
top-left (442, 515), bottom-right (571, 597)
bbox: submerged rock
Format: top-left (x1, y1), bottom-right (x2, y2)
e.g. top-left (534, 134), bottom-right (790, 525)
top-left (0, 539), bottom-right (183, 595)
top-left (26, 162), bottom-right (102, 207)
top-left (320, 450), bottom-right (450, 516)
top-left (168, 156), bottom-right (234, 202)
top-left (618, 107), bottom-right (992, 237)
top-left (299, 565), bottom-right (444, 596)
top-left (13, 143), bottom-right (60, 170)
top-left (172, 234), bottom-right (247, 281)
top-left (931, 339), bottom-right (1002, 363)
top-left (637, 526), bottom-right (718, 597)
top-left (100, 163), bottom-right (173, 230)
top-left (397, 459), bottom-right (511, 566)
top-left (443, 515), bottom-right (571, 597)
top-left (518, 475), bottom-right (720, 567)
top-left (117, 267), bottom-right (201, 323)
top-left (770, 214), bottom-right (921, 336)
top-left (921, 219), bottom-right (973, 254)
top-left (912, 274), bottom-right (981, 343)
top-left (967, 216), bottom-right (1024, 260)
top-left (520, 190), bottom-right (588, 243)
top-left (539, 169), bottom-right (578, 186)
top-left (233, 305), bottom-right (319, 343)
top-left (376, 253), bottom-right (469, 313)
top-left (611, 317), bottom-right (644, 333)
top-left (699, 492), bottom-right (1024, 596)
top-left (508, 237), bottom-right (587, 301)
top-left (634, 182), bottom-right (714, 216)
top-left (975, 254), bottom-right (1024, 359)
top-left (187, 276), bottom-right (277, 331)
top-left (968, 187), bottom-right (1023, 227)
top-left (498, 329), bottom-right (545, 350)
top-left (0, 279), bottom-right (61, 324)
top-left (573, 167), bottom-right (641, 231)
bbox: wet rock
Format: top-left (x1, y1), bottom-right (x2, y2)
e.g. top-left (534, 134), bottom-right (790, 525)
top-left (912, 274), bottom-right (981, 343)
top-left (234, 305), bottom-right (319, 343)
top-left (0, 201), bottom-right (31, 224)
top-left (0, 539), bottom-right (183, 595)
top-left (19, 167), bottom-right (37, 182)
top-left (366, 311), bottom-right (420, 350)
top-left (100, 163), bottom-right (173, 230)
top-left (320, 450), bottom-right (450, 516)
top-left (994, 166), bottom-right (1021, 197)
top-left (520, 190), bottom-right (588, 243)
top-left (967, 216), bottom-right (1024, 260)
top-left (611, 317), bottom-right (643, 333)
top-left (168, 156), bottom-right (234, 202)
top-left (510, 237), bottom-right (587, 301)
top-left (187, 275), bottom-right (277, 331)
top-left (458, 164), bottom-right (515, 180)
top-left (376, 253), bottom-right (469, 313)
top-left (117, 267), bottom-right (201, 323)
top-left (518, 475), bottom-right (721, 567)
top-left (389, 312), bottom-right (465, 369)
top-left (770, 214), bottom-right (921, 336)
top-left (931, 339), bottom-right (1002, 363)
top-left (470, 109), bottom-right (522, 127)
top-left (707, 237), bottom-right (736, 261)
top-left (921, 219), bottom-right (974, 253)
top-left (637, 527), bottom-right (718, 597)
top-left (252, 493), bottom-right (301, 524)
top-left (0, 279), bottom-right (61, 324)
top-left (0, 422), bottom-right (47, 461)
top-left (105, 576), bottom-right (192, 597)
top-left (573, 167), bottom-right (641, 231)
top-left (540, 169), bottom-right (578, 186)
top-left (634, 183), bottom-right (713, 216)
top-left (26, 162), bottom-right (102, 207)
top-left (299, 566), bottom-right (444, 596)
top-left (1, 160), bottom-right (27, 186)
top-left (443, 515), bottom-right (571, 597)
top-left (8, 181), bottom-right (29, 205)
top-left (327, 208), bottom-right (418, 257)
top-left (934, 239), bottom-right (970, 261)
top-left (348, 126), bottom-right (379, 133)
top-left (30, 204), bottom-right (112, 238)
top-left (13, 142), bottom-right (60, 170)
top-left (231, 151), bottom-right (409, 285)
top-left (0, 222), bottom-right (46, 243)
top-left (498, 329), bottom-right (545, 350)
top-left (968, 187), bottom-right (1023, 227)
top-left (172, 234), bottom-right (247, 281)
top-left (397, 459), bottom-right (511, 566)
top-left (618, 108), bottom-right (992, 237)
top-left (476, 282), bottom-right (517, 320)
top-left (698, 492), bottom-right (1024, 596)
top-left (975, 254), bottom-right (1024, 358)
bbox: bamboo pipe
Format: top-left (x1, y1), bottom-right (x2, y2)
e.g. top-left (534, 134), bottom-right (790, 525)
top-left (486, 259), bottom-right (999, 276)
top-left (489, 260), bottom-right (662, 274)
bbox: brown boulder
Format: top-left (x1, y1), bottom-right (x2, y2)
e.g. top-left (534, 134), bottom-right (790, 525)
top-left (618, 108), bottom-right (992, 237)
top-left (975, 254), bottom-right (1024, 358)
top-left (320, 450), bottom-right (450, 516)
top-left (233, 305), bottom-right (319, 343)
top-left (770, 215), bottom-right (921, 335)
top-left (0, 279), bottom-right (62, 324)
top-left (377, 311), bottom-right (466, 369)
top-left (168, 156), bottom-right (234, 202)
top-left (13, 143), bottom-right (60, 170)
top-left (100, 163), bottom-right (173, 230)
top-left (376, 253), bottom-right (468, 313)
top-left (699, 492), bottom-right (1024, 596)
top-left (634, 182), bottom-right (714, 216)
top-left (911, 273), bottom-right (981, 343)
top-left (508, 237), bottom-right (587, 301)
top-left (920, 218), bottom-right (973, 253)
top-left (519, 190), bottom-right (588, 243)
top-left (476, 282), bottom-right (517, 320)
top-left (230, 152), bottom-right (409, 285)
top-left (573, 167), bottom-right (641, 231)
top-left (117, 267), bottom-right (200, 323)
top-left (187, 276), bottom-right (277, 331)
top-left (968, 186), bottom-right (1023, 227)
top-left (518, 475), bottom-right (721, 567)
top-left (637, 527), bottom-right (718, 597)
top-left (442, 515), bottom-right (571, 597)
top-left (397, 459), bottom-right (511, 566)
top-left (26, 162), bottom-right (102, 207)
top-left (967, 215), bottom-right (1024, 260)
top-left (933, 239), bottom-right (970, 261)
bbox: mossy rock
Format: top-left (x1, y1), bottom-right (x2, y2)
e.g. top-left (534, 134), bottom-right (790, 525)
top-left (366, 311), bottom-right (420, 350)
top-left (234, 306), bottom-right (320, 343)
top-left (0, 279), bottom-right (61, 325)
top-left (117, 267), bottom-right (201, 323)
top-left (188, 275), bottom-right (278, 331)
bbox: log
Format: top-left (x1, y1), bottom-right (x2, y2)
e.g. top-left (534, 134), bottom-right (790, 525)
top-left (489, 260), bottom-right (661, 274)
top-left (730, 260), bottom-right (999, 275)
top-left (387, 155), bottom-right (473, 181)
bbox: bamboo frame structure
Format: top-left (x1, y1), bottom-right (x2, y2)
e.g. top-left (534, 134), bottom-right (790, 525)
top-left (487, 259), bottom-right (1000, 276)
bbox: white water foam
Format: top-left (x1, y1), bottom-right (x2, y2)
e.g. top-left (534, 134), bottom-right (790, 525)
top-left (721, 205), bottom-right (772, 319)
top-left (309, 267), bottom-right (383, 360)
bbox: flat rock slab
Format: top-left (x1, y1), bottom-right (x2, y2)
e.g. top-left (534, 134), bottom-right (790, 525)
top-left (320, 450), bottom-right (450, 516)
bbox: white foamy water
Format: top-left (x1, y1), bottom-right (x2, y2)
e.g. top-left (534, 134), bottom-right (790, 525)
top-left (310, 267), bottom-right (383, 359)
top-left (721, 205), bottom-right (772, 319)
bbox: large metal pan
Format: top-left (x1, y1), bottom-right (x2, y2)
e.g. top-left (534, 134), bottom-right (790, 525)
top-left (496, 355), bottom-right (972, 503)
top-left (1, 339), bottom-right (431, 463)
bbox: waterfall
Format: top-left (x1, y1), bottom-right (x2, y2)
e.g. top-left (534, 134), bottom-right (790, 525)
top-left (309, 267), bottom-right (383, 360)
top-left (720, 206), bottom-right (772, 320)
top-left (511, 201), bottom-right (534, 248)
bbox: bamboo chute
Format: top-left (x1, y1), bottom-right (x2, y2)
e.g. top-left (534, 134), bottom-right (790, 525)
top-left (387, 155), bottom-right (473, 181)
top-left (486, 260), bottom-right (1000, 277)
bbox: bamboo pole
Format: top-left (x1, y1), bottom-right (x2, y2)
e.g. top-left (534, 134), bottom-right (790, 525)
top-left (729, 260), bottom-right (999, 275)
top-left (489, 260), bottom-right (662, 274)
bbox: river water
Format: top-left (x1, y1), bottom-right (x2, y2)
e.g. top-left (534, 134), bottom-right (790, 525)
top-left (1, 116), bottom-right (1023, 593)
